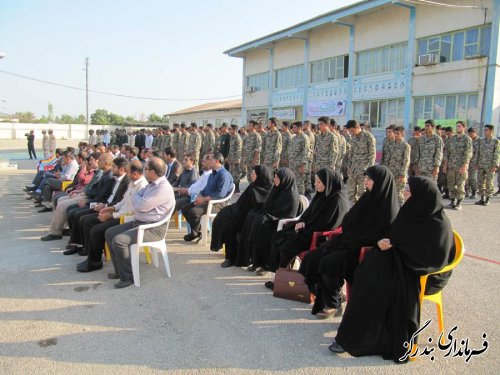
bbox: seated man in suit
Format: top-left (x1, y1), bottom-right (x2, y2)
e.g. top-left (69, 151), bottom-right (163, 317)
top-left (181, 152), bottom-right (233, 242)
top-left (63, 157), bottom-right (130, 255)
top-left (172, 154), bottom-right (199, 211)
top-left (76, 160), bottom-right (148, 272)
top-left (105, 157), bottom-right (175, 288)
top-left (164, 147), bottom-right (182, 184)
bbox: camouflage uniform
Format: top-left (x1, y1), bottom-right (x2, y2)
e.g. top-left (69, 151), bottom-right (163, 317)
top-left (201, 130), bottom-right (215, 159)
top-left (177, 131), bottom-right (190, 161)
top-left (313, 130), bottom-right (338, 172)
top-left (387, 139), bottom-right (410, 204)
top-left (161, 133), bottom-right (173, 152)
top-left (380, 137), bottom-right (393, 166)
top-left (288, 132), bottom-right (310, 195)
top-left (187, 131), bottom-right (202, 164)
top-left (42, 134), bottom-right (50, 158)
top-left (446, 134), bottom-right (473, 201)
top-left (416, 134), bottom-right (444, 182)
top-left (334, 132), bottom-right (346, 172)
top-left (347, 131), bottom-right (376, 203)
top-left (341, 134), bottom-right (351, 179)
top-left (172, 130), bottom-right (180, 155)
top-left (476, 137), bottom-right (500, 198)
top-left (240, 133), bottom-right (248, 177)
top-left (466, 137), bottom-right (480, 195)
top-left (214, 133), bottom-right (221, 153)
top-left (227, 133), bottom-right (243, 184)
top-left (438, 136), bottom-right (450, 190)
top-left (304, 129), bottom-right (315, 193)
top-left (263, 129), bottom-right (282, 168)
top-left (152, 133), bottom-right (161, 149)
top-left (280, 131), bottom-right (293, 168)
top-left (243, 131), bottom-right (262, 180)
top-left (408, 136), bottom-right (420, 176)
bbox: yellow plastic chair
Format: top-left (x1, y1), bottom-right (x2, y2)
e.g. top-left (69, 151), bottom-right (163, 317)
top-left (410, 230), bottom-right (464, 360)
top-left (61, 180), bottom-right (73, 191)
top-left (103, 215), bottom-right (152, 264)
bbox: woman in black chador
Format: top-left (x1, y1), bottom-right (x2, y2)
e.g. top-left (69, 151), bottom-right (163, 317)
top-left (210, 165), bottom-right (274, 268)
top-left (236, 168), bottom-right (301, 269)
top-left (265, 168), bottom-right (349, 284)
top-left (300, 165), bottom-right (400, 318)
top-left (329, 176), bottom-right (456, 363)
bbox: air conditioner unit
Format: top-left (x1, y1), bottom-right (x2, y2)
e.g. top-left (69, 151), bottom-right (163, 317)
top-left (418, 54), bottom-right (440, 66)
top-left (245, 86), bottom-right (257, 93)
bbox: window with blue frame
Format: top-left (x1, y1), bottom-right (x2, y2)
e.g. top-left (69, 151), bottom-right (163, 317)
top-left (310, 55), bottom-right (349, 83)
top-left (245, 72), bottom-right (269, 92)
top-left (356, 42), bottom-right (407, 76)
top-left (413, 93), bottom-right (479, 127)
top-left (274, 65), bottom-right (304, 89)
top-left (418, 25), bottom-right (491, 63)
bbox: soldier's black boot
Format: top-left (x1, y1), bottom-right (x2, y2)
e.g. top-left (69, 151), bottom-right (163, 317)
top-left (470, 190), bottom-right (477, 200)
top-left (475, 196), bottom-right (485, 205)
top-left (442, 189), bottom-right (450, 200)
top-left (234, 183), bottom-right (240, 194)
top-left (454, 199), bottom-right (462, 210)
top-left (447, 198), bottom-right (456, 209)
top-left (484, 196), bottom-right (490, 206)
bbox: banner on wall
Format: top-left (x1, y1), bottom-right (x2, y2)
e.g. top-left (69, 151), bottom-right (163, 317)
top-left (273, 108), bottom-right (296, 120)
top-left (307, 100), bottom-right (346, 117)
top-left (247, 111), bottom-right (268, 123)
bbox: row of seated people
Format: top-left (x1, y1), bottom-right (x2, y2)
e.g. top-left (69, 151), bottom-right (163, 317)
top-left (209, 164), bottom-right (456, 363)
top-left (28, 148), bottom-right (233, 288)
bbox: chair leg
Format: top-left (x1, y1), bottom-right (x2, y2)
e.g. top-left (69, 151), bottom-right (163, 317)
top-left (177, 212), bottom-right (182, 229)
top-left (104, 243), bottom-right (111, 262)
top-left (200, 215), bottom-right (208, 246)
top-left (435, 295), bottom-right (445, 344)
top-left (130, 244), bottom-right (141, 287)
top-left (151, 246), bottom-right (160, 268)
top-left (144, 246), bottom-right (152, 264)
top-left (160, 244), bottom-right (171, 278)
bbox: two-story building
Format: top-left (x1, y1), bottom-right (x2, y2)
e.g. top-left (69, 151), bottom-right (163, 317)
top-left (224, 0), bottom-right (500, 143)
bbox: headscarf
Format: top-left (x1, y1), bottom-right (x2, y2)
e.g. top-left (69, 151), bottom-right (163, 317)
top-left (334, 165), bottom-right (400, 249)
top-left (391, 176), bottom-right (455, 275)
top-left (298, 168), bottom-right (349, 237)
top-left (261, 167), bottom-right (300, 219)
top-left (234, 165), bottom-right (273, 213)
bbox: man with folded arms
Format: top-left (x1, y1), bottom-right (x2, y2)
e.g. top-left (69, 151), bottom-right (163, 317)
top-left (105, 157), bottom-right (175, 288)
top-left (172, 154), bottom-right (199, 211)
top-left (77, 160), bottom-right (148, 272)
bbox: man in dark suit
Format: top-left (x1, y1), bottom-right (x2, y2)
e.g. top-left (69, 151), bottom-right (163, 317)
top-left (164, 147), bottom-right (182, 184)
top-left (64, 157), bottom-right (130, 255)
top-left (135, 129), bottom-right (146, 151)
top-left (172, 154), bottom-right (199, 211)
top-left (26, 130), bottom-right (37, 159)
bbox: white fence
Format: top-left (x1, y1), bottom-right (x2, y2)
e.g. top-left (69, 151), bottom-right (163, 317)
top-left (0, 123), bottom-right (125, 140)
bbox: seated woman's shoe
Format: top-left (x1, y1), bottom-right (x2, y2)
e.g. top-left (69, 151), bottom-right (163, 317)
top-left (246, 264), bottom-right (257, 272)
top-left (316, 305), bottom-right (343, 319)
top-left (264, 281), bottom-right (274, 290)
top-left (328, 339), bottom-right (346, 354)
top-left (184, 233), bottom-right (201, 242)
top-left (256, 267), bottom-right (270, 277)
top-left (220, 259), bottom-right (233, 268)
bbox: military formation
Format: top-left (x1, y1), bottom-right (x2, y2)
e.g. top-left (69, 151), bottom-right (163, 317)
top-left (82, 118), bottom-right (499, 208)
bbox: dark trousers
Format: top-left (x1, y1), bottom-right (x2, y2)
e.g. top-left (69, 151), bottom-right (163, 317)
top-left (68, 207), bottom-right (94, 245)
top-left (32, 171), bottom-right (45, 187)
top-left (175, 196), bottom-right (191, 212)
top-left (81, 214), bottom-right (120, 262)
top-left (181, 202), bottom-right (224, 235)
top-left (43, 178), bottom-right (62, 202)
top-left (105, 221), bottom-right (167, 282)
top-left (28, 145), bottom-right (37, 159)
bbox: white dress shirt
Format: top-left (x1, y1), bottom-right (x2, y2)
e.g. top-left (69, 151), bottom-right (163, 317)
top-left (107, 174), bottom-right (125, 204)
top-left (188, 170), bottom-right (212, 196)
top-left (112, 176), bottom-right (148, 218)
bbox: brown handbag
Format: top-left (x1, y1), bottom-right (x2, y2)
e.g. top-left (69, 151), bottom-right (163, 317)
top-left (273, 258), bottom-right (312, 304)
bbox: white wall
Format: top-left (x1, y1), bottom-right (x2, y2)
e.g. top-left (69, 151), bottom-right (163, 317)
top-left (245, 49), bottom-right (270, 76)
top-left (0, 123), bottom-right (125, 140)
top-left (168, 109), bottom-right (242, 127)
top-left (274, 38), bottom-right (306, 69)
top-left (309, 24), bottom-right (349, 62)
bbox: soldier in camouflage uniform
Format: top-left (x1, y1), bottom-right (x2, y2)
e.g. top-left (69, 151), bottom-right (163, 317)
top-left (380, 125), bottom-right (396, 166)
top-left (466, 127), bottom-right (480, 199)
top-left (161, 127), bottom-right (173, 152)
top-left (329, 120), bottom-right (345, 172)
top-left (256, 122), bottom-right (267, 160)
top-left (408, 126), bottom-right (421, 176)
top-left (227, 124), bottom-right (243, 193)
top-left (263, 117), bottom-right (282, 168)
top-left (171, 124), bottom-right (180, 155)
top-left (177, 124), bottom-right (190, 161)
top-left (303, 121), bottom-right (315, 195)
top-left (416, 120), bottom-right (444, 182)
top-left (387, 126), bottom-right (411, 204)
top-left (187, 123), bottom-right (202, 164)
top-left (444, 121), bottom-right (473, 210)
top-left (214, 128), bottom-right (221, 153)
top-left (200, 124), bottom-right (215, 169)
top-left (239, 127), bottom-right (248, 178)
top-left (313, 116), bottom-right (338, 173)
top-left (243, 121), bottom-right (262, 181)
top-left (474, 124), bottom-right (500, 206)
top-left (152, 129), bottom-right (161, 149)
top-left (280, 121), bottom-right (293, 168)
top-left (341, 127), bottom-right (351, 182)
top-left (346, 120), bottom-right (376, 203)
top-left (288, 121), bottom-right (310, 195)
top-left (439, 127), bottom-right (453, 197)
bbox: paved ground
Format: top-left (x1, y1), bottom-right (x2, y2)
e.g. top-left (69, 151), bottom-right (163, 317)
top-left (0, 158), bottom-right (498, 374)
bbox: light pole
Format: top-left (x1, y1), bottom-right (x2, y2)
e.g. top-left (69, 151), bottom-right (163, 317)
top-left (84, 56), bottom-right (89, 131)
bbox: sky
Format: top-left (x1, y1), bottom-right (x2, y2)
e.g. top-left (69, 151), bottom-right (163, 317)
top-left (0, 0), bottom-right (359, 119)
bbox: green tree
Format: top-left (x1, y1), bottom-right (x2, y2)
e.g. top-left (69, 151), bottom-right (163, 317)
top-left (75, 114), bottom-right (86, 124)
top-left (125, 116), bottom-right (135, 123)
top-left (15, 112), bottom-right (36, 123)
top-left (37, 115), bottom-right (49, 124)
top-left (148, 113), bottom-right (163, 123)
top-left (58, 114), bottom-right (75, 124)
top-left (108, 112), bottom-right (125, 126)
top-left (91, 109), bottom-right (110, 125)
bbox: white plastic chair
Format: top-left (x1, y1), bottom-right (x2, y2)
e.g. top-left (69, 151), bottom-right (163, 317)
top-left (276, 195), bottom-right (309, 231)
top-left (199, 183), bottom-right (235, 246)
top-left (129, 209), bottom-right (173, 287)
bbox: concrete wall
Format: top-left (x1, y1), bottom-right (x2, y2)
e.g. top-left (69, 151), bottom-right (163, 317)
top-left (245, 48), bottom-right (270, 76)
top-left (0, 123), bottom-right (125, 141)
top-left (309, 24), bottom-right (349, 62)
